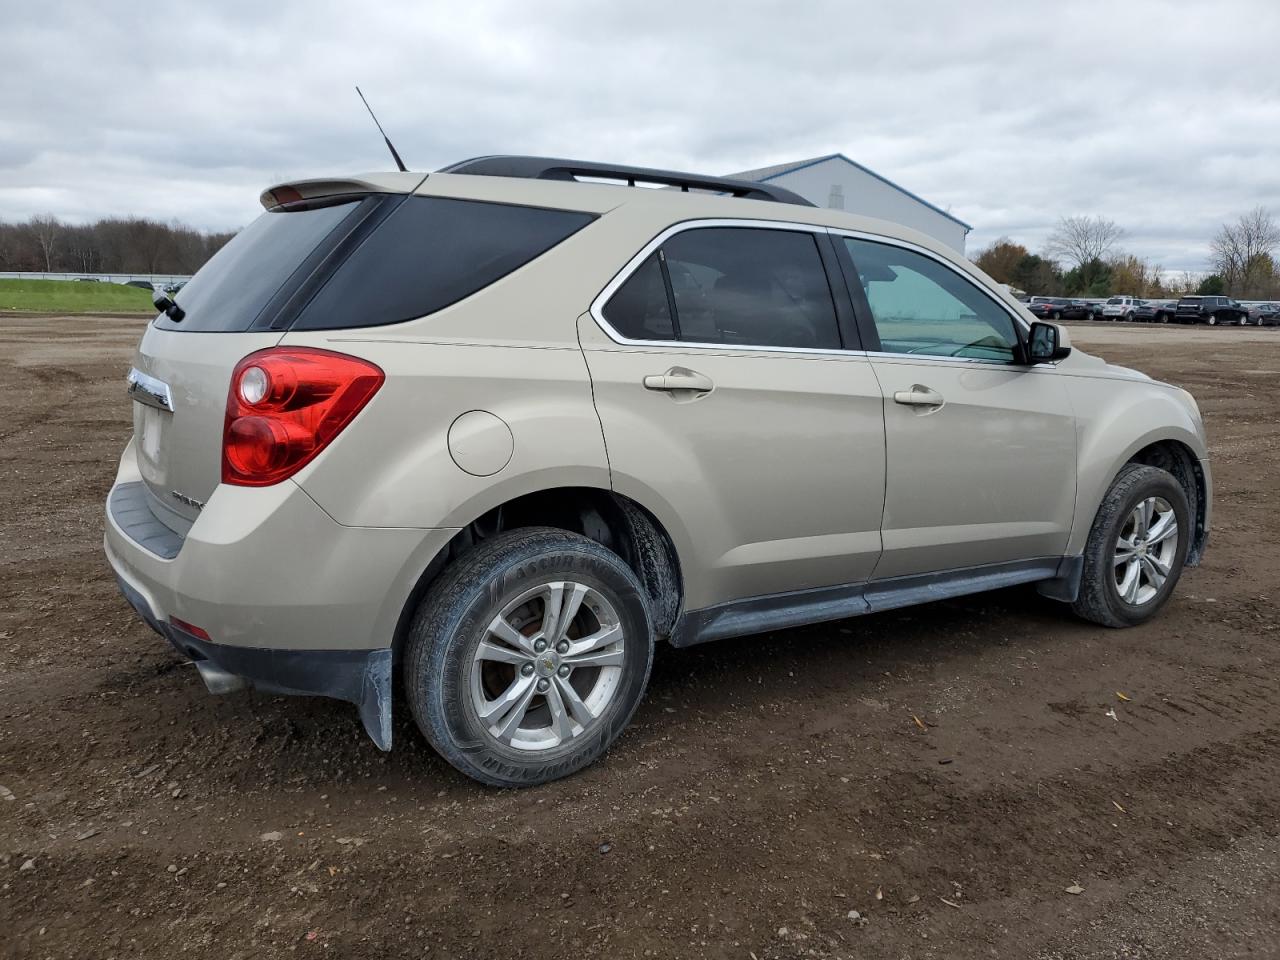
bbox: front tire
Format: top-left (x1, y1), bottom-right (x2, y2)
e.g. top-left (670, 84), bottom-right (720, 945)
top-left (1072, 464), bottom-right (1190, 628)
top-left (1206, 314), bottom-right (1217, 326)
top-left (405, 528), bottom-right (654, 787)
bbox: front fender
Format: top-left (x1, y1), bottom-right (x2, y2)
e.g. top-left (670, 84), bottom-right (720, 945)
top-left (1065, 375), bottom-right (1209, 557)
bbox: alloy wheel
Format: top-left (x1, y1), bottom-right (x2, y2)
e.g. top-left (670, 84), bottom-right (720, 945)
top-left (470, 580), bottom-right (626, 751)
top-left (1113, 496), bottom-right (1178, 606)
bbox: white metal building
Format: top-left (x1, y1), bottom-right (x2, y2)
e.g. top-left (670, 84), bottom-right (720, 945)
top-left (729, 153), bottom-right (972, 252)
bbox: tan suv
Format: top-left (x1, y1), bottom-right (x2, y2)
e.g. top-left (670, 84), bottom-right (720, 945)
top-left (105, 156), bottom-right (1211, 786)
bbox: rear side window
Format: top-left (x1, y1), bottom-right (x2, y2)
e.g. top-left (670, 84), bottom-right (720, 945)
top-left (159, 201), bottom-right (360, 332)
top-left (663, 228), bottom-right (840, 349)
top-left (294, 197), bottom-right (595, 330)
top-left (602, 253), bottom-right (674, 340)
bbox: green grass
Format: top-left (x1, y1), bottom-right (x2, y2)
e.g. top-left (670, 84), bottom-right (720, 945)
top-left (0, 278), bottom-right (158, 314)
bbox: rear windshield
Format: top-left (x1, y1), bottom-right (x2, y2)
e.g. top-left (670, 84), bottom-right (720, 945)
top-left (292, 196), bottom-right (596, 330)
top-left (157, 201), bottom-right (360, 332)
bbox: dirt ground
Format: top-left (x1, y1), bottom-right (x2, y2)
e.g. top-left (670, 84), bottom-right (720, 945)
top-left (2, 315), bottom-right (1279, 960)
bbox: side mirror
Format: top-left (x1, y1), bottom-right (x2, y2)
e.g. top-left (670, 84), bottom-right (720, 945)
top-left (1026, 321), bottom-right (1071, 363)
top-left (152, 289), bottom-right (185, 322)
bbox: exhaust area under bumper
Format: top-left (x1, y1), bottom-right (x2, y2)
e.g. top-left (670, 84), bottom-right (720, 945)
top-left (114, 573), bottom-right (394, 750)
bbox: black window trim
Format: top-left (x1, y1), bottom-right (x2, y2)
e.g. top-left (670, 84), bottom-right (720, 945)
top-left (590, 218), bottom-right (858, 355)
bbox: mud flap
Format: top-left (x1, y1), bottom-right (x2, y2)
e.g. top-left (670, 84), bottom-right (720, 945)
top-left (115, 574), bottom-right (396, 751)
top-left (1035, 555), bottom-right (1084, 603)
top-left (356, 649), bottom-right (394, 751)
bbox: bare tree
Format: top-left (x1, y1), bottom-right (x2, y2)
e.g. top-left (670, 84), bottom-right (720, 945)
top-left (27, 215), bottom-right (63, 272)
top-left (1046, 215), bottom-right (1125, 270)
top-left (1210, 206), bottom-right (1280, 297)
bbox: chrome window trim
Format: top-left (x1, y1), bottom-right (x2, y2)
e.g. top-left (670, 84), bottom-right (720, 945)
top-left (587, 218), bottom-right (854, 357)
top-left (126, 367), bottom-right (174, 413)
top-left (587, 218), bottom-right (1040, 369)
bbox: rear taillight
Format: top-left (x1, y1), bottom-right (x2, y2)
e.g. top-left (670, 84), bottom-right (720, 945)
top-left (222, 348), bottom-right (384, 486)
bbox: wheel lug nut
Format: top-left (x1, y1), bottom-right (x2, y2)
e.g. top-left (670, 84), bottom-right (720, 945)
top-left (536, 678), bottom-right (550, 692)
top-left (521, 663), bottom-right (534, 677)
top-left (556, 641), bottom-right (569, 654)
top-left (533, 639), bottom-right (547, 653)
top-left (558, 665), bottom-right (570, 678)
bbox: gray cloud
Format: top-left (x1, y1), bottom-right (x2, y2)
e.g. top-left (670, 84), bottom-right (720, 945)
top-left (2, 0), bottom-right (1277, 271)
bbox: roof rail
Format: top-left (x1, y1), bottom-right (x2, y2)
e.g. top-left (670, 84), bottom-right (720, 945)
top-left (438, 155), bottom-right (816, 208)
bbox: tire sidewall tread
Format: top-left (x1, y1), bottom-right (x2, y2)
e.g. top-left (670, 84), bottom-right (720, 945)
top-left (405, 527), bottom-right (653, 788)
top-left (1072, 464), bottom-right (1190, 628)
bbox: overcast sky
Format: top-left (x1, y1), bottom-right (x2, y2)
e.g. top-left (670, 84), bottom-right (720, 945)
top-left (3, 0), bottom-right (1278, 272)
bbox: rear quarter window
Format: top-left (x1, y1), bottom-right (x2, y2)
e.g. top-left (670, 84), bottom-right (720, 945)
top-left (158, 200), bottom-right (361, 332)
top-left (293, 197), bottom-right (595, 330)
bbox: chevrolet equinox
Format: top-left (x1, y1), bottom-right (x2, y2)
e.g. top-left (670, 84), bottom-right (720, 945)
top-left (105, 156), bottom-right (1211, 786)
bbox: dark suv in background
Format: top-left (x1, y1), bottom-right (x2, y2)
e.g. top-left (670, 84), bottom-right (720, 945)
top-left (1175, 296), bottom-right (1247, 325)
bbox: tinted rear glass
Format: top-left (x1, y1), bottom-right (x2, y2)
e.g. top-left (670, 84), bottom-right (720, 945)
top-left (661, 227), bottom-right (841, 349)
top-left (293, 197), bottom-right (595, 330)
top-left (602, 253), bottom-right (675, 340)
top-left (157, 201), bottom-right (359, 332)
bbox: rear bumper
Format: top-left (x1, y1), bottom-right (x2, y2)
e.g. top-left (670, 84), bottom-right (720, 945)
top-left (103, 437), bottom-right (458, 747)
top-left (115, 573), bottom-right (394, 747)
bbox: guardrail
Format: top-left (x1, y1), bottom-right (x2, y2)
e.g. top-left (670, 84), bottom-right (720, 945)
top-left (0, 271), bottom-right (193, 286)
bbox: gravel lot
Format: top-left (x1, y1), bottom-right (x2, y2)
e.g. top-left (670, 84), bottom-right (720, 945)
top-left (2, 316), bottom-right (1278, 959)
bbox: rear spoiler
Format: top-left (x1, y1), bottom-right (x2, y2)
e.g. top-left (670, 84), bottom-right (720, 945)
top-left (259, 172), bottom-right (428, 211)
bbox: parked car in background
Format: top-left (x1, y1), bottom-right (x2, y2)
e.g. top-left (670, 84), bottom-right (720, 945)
top-left (1028, 297), bottom-right (1073, 319)
top-left (124, 280), bottom-right (155, 291)
top-left (1248, 302), bottom-right (1280, 326)
top-left (1026, 299), bottom-right (1096, 321)
top-left (1060, 299), bottom-right (1096, 320)
top-left (1089, 301), bottom-right (1105, 320)
top-left (1175, 295), bottom-right (1247, 325)
top-left (1134, 300), bottom-right (1176, 323)
top-left (1102, 296), bottom-right (1140, 321)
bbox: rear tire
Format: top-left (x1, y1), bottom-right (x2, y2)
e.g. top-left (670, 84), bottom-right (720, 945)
top-left (1072, 464), bottom-right (1190, 628)
top-left (405, 528), bottom-right (654, 787)
top-left (1206, 314), bottom-right (1217, 326)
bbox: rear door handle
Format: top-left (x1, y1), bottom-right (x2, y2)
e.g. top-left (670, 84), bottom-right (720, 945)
top-left (643, 367), bottom-right (714, 394)
top-left (892, 386), bottom-right (944, 407)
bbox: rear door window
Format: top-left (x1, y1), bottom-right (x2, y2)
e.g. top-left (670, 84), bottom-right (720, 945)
top-left (157, 201), bottom-right (360, 332)
top-left (601, 253), bottom-right (675, 341)
top-left (661, 227), bottom-right (841, 349)
top-left (293, 197), bottom-right (595, 330)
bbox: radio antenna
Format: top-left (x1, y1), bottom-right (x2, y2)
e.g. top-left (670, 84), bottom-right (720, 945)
top-left (355, 86), bottom-right (408, 172)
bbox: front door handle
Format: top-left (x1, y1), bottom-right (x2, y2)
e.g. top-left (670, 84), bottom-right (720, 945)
top-left (643, 367), bottom-right (714, 394)
top-left (892, 385), bottom-right (945, 407)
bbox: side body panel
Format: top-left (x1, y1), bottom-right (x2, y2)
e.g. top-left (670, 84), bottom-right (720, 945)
top-left (578, 317), bottom-right (886, 611)
top-left (282, 336), bottom-right (612, 529)
top-left (869, 358), bottom-right (1077, 579)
